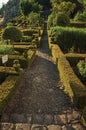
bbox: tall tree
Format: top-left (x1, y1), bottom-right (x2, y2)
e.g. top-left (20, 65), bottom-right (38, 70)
top-left (20, 0), bottom-right (32, 17)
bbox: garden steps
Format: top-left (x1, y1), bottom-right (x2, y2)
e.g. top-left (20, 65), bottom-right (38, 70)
top-left (0, 22), bottom-right (86, 129)
top-left (0, 109), bottom-right (85, 130)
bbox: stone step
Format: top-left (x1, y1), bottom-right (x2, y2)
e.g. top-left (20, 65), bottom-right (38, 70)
top-left (0, 123), bottom-right (86, 130)
top-left (1, 112), bottom-right (78, 124)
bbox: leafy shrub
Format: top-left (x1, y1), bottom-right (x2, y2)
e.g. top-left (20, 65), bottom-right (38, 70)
top-left (23, 50), bottom-right (28, 58)
top-left (55, 13), bottom-right (70, 26)
top-left (0, 45), bottom-right (14, 54)
top-left (48, 12), bottom-right (70, 27)
top-left (13, 60), bottom-right (21, 72)
top-left (74, 10), bottom-right (86, 22)
top-left (47, 13), bottom-right (56, 28)
top-left (77, 59), bottom-right (86, 79)
top-left (50, 26), bottom-right (86, 53)
top-left (2, 26), bottom-right (22, 42)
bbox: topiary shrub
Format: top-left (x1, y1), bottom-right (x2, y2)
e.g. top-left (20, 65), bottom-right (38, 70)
top-left (13, 60), bottom-right (21, 72)
top-left (56, 13), bottom-right (70, 26)
top-left (2, 26), bottom-right (22, 42)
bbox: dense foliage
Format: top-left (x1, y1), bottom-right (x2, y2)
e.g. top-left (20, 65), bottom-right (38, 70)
top-left (2, 26), bottom-right (22, 42)
top-left (19, 0), bottom-right (42, 17)
top-left (50, 26), bottom-right (86, 53)
top-left (77, 59), bottom-right (86, 80)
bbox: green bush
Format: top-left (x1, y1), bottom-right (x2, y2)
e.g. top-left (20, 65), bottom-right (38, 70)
top-left (48, 12), bottom-right (70, 28)
top-left (74, 10), bottom-right (86, 22)
top-left (0, 45), bottom-right (14, 54)
top-left (50, 26), bottom-right (86, 53)
top-left (47, 13), bottom-right (56, 28)
top-left (55, 13), bottom-right (70, 26)
top-left (13, 60), bottom-right (21, 72)
top-left (77, 59), bottom-right (86, 79)
top-left (2, 26), bottom-right (22, 42)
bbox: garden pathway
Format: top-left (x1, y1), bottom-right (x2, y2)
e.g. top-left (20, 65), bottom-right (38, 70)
top-left (0, 22), bottom-right (86, 130)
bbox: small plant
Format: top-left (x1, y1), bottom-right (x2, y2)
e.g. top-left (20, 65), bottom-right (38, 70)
top-left (23, 50), bottom-right (28, 58)
top-left (77, 58), bottom-right (86, 79)
top-left (13, 60), bottom-right (21, 72)
top-left (68, 46), bottom-right (75, 53)
top-left (0, 45), bottom-right (14, 54)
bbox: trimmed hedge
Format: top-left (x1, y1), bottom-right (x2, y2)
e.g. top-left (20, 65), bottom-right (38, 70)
top-left (51, 44), bottom-right (64, 63)
top-left (57, 57), bottom-right (86, 108)
top-left (14, 45), bottom-right (32, 53)
top-left (13, 42), bottom-right (31, 45)
top-left (65, 54), bottom-right (86, 67)
top-left (0, 66), bottom-right (18, 75)
top-left (0, 73), bottom-right (23, 114)
top-left (50, 26), bottom-right (86, 53)
top-left (0, 55), bottom-right (27, 68)
top-left (27, 49), bottom-right (36, 67)
top-left (2, 26), bottom-right (22, 42)
top-left (23, 30), bottom-right (34, 36)
top-left (22, 36), bottom-right (33, 42)
top-left (70, 22), bottom-right (86, 28)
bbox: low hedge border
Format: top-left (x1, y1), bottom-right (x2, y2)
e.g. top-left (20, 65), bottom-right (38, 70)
top-left (65, 53), bottom-right (86, 66)
top-left (0, 47), bottom-right (36, 69)
top-left (50, 43), bottom-right (86, 108)
top-left (57, 57), bottom-right (86, 108)
top-left (14, 45), bottom-right (35, 53)
top-left (0, 71), bottom-right (23, 114)
top-left (0, 66), bottom-right (18, 75)
top-left (37, 36), bottom-right (42, 48)
top-left (0, 55), bottom-right (27, 68)
top-left (27, 49), bottom-right (36, 67)
top-left (70, 22), bottom-right (86, 28)
top-left (49, 36), bottom-right (86, 124)
top-left (13, 42), bottom-right (31, 45)
top-left (51, 44), bottom-right (64, 63)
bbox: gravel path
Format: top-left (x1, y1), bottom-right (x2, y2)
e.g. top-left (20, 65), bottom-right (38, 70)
top-left (0, 22), bottom-right (86, 130)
